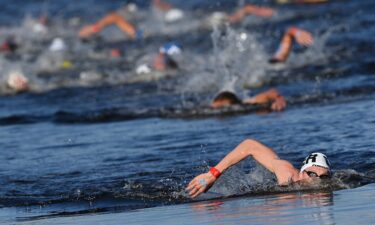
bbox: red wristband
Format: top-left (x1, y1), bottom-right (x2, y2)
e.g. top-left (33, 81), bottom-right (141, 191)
top-left (92, 24), bottom-right (100, 33)
top-left (209, 167), bottom-right (221, 179)
top-left (288, 27), bottom-right (299, 36)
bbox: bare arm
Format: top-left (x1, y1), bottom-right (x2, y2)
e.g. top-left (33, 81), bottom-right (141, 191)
top-left (269, 27), bottom-right (313, 63)
top-left (187, 139), bottom-right (285, 198)
top-left (228, 5), bottom-right (274, 23)
top-left (79, 12), bottom-right (136, 39)
top-left (243, 88), bottom-right (286, 111)
top-left (153, 0), bottom-right (173, 12)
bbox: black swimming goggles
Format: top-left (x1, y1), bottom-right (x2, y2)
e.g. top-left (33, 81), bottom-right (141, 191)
top-left (305, 171), bottom-right (331, 179)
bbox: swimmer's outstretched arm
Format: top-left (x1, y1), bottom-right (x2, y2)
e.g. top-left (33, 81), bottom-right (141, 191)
top-left (228, 4), bottom-right (275, 23)
top-left (243, 89), bottom-right (286, 111)
top-left (79, 12), bottom-right (137, 39)
top-left (187, 139), bottom-right (282, 198)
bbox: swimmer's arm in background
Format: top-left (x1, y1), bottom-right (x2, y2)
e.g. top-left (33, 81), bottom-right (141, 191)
top-left (79, 12), bottom-right (137, 39)
top-left (243, 88), bottom-right (286, 111)
top-left (228, 4), bottom-right (275, 23)
top-left (96, 12), bottom-right (137, 39)
top-left (153, 0), bottom-right (173, 12)
top-left (269, 27), bottom-right (313, 63)
top-left (187, 139), bottom-right (281, 198)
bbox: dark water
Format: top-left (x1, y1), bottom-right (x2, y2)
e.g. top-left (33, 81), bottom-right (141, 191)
top-left (21, 183), bottom-right (374, 225)
top-left (0, 0), bottom-right (374, 223)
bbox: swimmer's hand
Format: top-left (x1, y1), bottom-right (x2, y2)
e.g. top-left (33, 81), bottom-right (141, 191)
top-left (186, 172), bottom-right (216, 198)
top-left (243, 89), bottom-right (286, 111)
top-left (288, 27), bottom-right (314, 46)
top-left (271, 95), bottom-right (286, 111)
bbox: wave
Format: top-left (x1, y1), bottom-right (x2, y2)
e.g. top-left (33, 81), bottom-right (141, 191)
top-left (2, 83), bottom-right (375, 126)
top-left (0, 103), bottom-right (271, 125)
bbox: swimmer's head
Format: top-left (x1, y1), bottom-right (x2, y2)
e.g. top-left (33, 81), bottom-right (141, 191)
top-left (159, 43), bottom-right (183, 68)
top-left (49, 38), bottom-right (66, 52)
top-left (300, 152), bottom-right (331, 173)
top-left (208, 12), bottom-right (228, 27)
top-left (165, 9), bottom-right (184, 23)
top-left (121, 1), bottom-right (138, 13)
top-left (211, 91), bottom-right (242, 108)
top-left (136, 64), bottom-right (152, 74)
top-left (7, 71), bottom-right (29, 92)
top-left (299, 153), bottom-right (331, 180)
top-left (159, 42), bottom-right (182, 56)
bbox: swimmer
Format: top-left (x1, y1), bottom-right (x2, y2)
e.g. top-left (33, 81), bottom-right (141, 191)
top-left (211, 89), bottom-right (286, 111)
top-left (79, 3), bottom-right (141, 39)
top-left (269, 26), bottom-right (314, 63)
top-left (6, 71), bottom-right (29, 93)
top-left (153, 42), bottom-right (181, 71)
top-left (187, 139), bottom-right (331, 198)
top-left (136, 42), bottom-right (182, 74)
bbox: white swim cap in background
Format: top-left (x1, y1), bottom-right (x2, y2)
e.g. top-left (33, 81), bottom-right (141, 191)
top-left (136, 64), bottom-right (151, 74)
top-left (165, 9), bottom-right (184, 23)
top-left (209, 12), bottom-right (227, 27)
top-left (300, 152), bottom-right (331, 173)
top-left (126, 3), bottom-right (138, 13)
top-left (49, 38), bottom-right (66, 52)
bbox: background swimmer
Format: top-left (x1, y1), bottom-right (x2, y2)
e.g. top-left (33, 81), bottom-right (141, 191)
top-left (79, 3), bottom-right (141, 39)
top-left (211, 88), bottom-right (286, 111)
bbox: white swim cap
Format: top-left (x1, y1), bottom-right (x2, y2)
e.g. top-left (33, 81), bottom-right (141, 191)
top-left (209, 12), bottom-right (227, 26)
top-left (136, 64), bottom-right (151, 74)
top-left (165, 9), bottom-right (184, 23)
top-left (300, 152), bottom-right (331, 173)
top-left (49, 38), bottom-right (66, 52)
top-left (126, 3), bottom-right (138, 13)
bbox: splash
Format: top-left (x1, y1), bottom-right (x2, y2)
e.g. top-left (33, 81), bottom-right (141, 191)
top-left (180, 25), bottom-right (270, 95)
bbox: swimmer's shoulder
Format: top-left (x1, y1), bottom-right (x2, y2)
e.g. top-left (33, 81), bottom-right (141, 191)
top-left (272, 159), bottom-right (299, 185)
